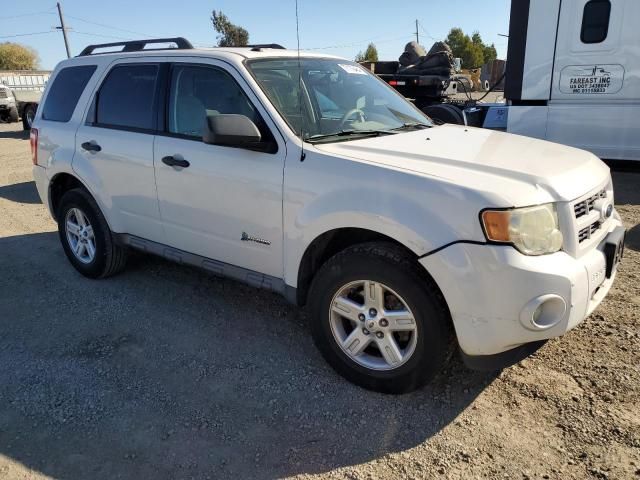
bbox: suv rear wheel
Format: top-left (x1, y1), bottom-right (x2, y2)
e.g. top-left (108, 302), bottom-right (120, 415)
top-left (308, 242), bottom-right (453, 394)
top-left (57, 188), bottom-right (128, 278)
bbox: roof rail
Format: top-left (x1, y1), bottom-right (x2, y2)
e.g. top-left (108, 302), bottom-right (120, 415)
top-left (247, 44), bottom-right (286, 51)
top-left (78, 37), bottom-right (193, 56)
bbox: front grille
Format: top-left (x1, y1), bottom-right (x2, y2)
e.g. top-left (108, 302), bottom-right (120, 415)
top-left (574, 189), bottom-right (606, 219)
top-left (578, 221), bottom-right (602, 243)
top-left (0, 89), bottom-right (7, 99)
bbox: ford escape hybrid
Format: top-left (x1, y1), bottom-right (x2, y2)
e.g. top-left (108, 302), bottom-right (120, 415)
top-left (31, 38), bottom-right (625, 393)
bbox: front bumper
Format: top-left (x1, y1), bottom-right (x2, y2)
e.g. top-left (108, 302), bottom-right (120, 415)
top-left (420, 217), bottom-right (623, 358)
top-left (0, 99), bottom-right (16, 109)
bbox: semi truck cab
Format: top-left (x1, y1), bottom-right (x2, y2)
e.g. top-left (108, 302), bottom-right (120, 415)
top-left (505, 0), bottom-right (640, 161)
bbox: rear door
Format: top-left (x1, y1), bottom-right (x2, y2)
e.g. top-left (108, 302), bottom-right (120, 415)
top-left (549, 0), bottom-right (640, 159)
top-left (74, 58), bottom-right (165, 242)
top-left (153, 58), bottom-right (286, 278)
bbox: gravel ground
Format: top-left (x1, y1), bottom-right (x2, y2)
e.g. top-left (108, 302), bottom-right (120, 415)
top-left (0, 121), bottom-right (638, 480)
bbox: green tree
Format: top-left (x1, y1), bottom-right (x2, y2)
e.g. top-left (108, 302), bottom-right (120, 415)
top-left (445, 28), bottom-right (494, 69)
top-left (471, 31), bottom-right (483, 46)
top-left (445, 28), bottom-right (468, 59)
top-left (355, 42), bottom-right (379, 62)
top-left (0, 42), bottom-right (38, 70)
top-left (465, 43), bottom-right (485, 69)
top-left (211, 10), bottom-right (249, 47)
top-left (483, 43), bottom-right (498, 63)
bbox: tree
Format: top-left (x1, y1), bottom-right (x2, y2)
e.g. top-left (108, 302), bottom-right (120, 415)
top-left (445, 28), bottom-right (468, 59)
top-left (445, 28), bottom-right (495, 69)
top-left (483, 43), bottom-right (498, 63)
top-left (355, 42), bottom-right (379, 63)
top-left (211, 10), bottom-right (249, 47)
top-left (0, 43), bottom-right (38, 70)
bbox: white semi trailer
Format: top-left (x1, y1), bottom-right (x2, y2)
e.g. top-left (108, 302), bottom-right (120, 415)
top-left (504, 0), bottom-right (639, 162)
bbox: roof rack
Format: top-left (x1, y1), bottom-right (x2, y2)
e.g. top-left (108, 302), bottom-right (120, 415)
top-left (247, 44), bottom-right (286, 51)
top-left (78, 37), bottom-right (193, 56)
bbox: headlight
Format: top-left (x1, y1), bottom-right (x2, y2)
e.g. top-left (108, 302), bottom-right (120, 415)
top-left (481, 203), bottom-right (563, 255)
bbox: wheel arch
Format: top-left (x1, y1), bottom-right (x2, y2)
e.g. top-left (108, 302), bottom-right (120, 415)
top-left (295, 227), bottom-right (433, 307)
top-left (49, 172), bottom-right (107, 225)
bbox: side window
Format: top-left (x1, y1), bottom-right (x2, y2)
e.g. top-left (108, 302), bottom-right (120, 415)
top-left (95, 64), bottom-right (159, 131)
top-left (581, 0), bottom-right (611, 44)
top-left (42, 65), bottom-right (96, 122)
top-left (168, 65), bottom-right (261, 139)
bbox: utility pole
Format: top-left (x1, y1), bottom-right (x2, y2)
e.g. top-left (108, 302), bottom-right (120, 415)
top-left (56, 2), bottom-right (71, 59)
top-left (415, 19), bottom-right (420, 44)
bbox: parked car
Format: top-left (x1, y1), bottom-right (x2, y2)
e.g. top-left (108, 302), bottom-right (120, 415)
top-left (31, 38), bottom-right (625, 393)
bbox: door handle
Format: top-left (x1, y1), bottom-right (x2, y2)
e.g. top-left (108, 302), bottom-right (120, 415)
top-left (81, 141), bottom-right (101, 153)
top-left (162, 155), bottom-right (190, 168)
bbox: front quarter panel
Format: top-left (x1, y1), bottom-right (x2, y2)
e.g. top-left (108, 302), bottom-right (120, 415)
top-left (283, 146), bottom-right (492, 287)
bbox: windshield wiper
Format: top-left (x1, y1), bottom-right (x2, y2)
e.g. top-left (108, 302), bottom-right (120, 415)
top-left (391, 122), bottom-right (432, 131)
top-left (306, 129), bottom-right (397, 144)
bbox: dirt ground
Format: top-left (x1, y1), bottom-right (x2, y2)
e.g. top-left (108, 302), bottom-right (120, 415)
top-left (0, 121), bottom-right (638, 480)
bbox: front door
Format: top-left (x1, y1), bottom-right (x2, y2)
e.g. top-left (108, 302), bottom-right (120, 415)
top-left (153, 60), bottom-right (285, 278)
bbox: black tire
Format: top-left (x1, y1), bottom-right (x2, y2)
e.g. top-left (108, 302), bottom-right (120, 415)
top-left (8, 106), bottom-right (19, 123)
top-left (22, 103), bottom-right (36, 130)
top-left (57, 188), bottom-right (128, 278)
top-left (422, 103), bottom-right (465, 125)
top-left (308, 242), bottom-right (453, 394)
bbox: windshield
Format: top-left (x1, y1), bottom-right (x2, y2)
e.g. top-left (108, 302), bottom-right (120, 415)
top-left (246, 58), bottom-right (432, 142)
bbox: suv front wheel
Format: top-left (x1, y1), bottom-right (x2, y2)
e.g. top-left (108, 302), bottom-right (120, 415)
top-left (57, 188), bottom-right (128, 278)
top-left (308, 242), bottom-right (453, 394)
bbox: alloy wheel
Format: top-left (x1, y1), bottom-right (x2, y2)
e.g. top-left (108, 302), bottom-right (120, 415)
top-left (65, 207), bottom-right (96, 264)
top-left (329, 280), bottom-right (418, 371)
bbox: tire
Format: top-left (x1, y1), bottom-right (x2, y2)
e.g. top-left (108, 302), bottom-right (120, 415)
top-left (308, 242), bottom-right (453, 394)
top-left (22, 103), bottom-right (36, 130)
top-left (8, 106), bottom-right (19, 123)
top-left (422, 103), bottom-right (465, 125)
top-left (57, 188), bottom-right (128, 278)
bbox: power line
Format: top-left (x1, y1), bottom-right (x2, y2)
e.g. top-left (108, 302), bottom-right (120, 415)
top-left (65, 14), bottom-right (157, 39)
top-left (418, 21), bottom-right (438, 41)
top-left (306, 33), bottom-right (413, 51)
top-left (0, 31), bottom-right (55, 39)
top-left (0, 8), bottom-right (56, 21)
top-left (71, 31), bottom-right (134, 41)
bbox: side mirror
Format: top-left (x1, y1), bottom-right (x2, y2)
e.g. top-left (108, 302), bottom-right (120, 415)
top-left (203, 114), bottom-right (262, 149)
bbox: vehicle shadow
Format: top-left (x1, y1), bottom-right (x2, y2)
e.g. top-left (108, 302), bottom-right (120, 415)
top-left (0, 128), bottom-right (29, 140)
top-left (0, 232), bottom-right (497, 480)
top-left (0, 181), bottom-right (41, 204)
top-left (625, 223), bottom-right (640, 252)
top-left (612, 170), bottom-right (640, 206)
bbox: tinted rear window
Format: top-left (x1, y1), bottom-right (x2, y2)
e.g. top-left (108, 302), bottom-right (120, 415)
top-left (42, 65), bottom-right (96, 122)
top-left (96, 64), bottom-right (158, 131)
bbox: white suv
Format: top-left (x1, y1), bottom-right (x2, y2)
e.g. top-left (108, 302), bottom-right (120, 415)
top-left (31, 38), bottom-right (625, 393)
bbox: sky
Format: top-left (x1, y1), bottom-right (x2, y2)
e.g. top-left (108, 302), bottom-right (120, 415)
top-left (1, 0), bottom-right (511, 71)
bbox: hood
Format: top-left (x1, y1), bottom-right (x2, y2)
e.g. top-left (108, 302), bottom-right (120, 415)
top-left (313, 125), bottom-right (609, 204)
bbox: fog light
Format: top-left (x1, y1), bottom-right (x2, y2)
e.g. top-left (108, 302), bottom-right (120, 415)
top-left (520, 295), bottom-right (567, 331)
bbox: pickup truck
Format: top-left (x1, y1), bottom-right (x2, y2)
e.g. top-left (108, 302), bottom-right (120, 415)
top-left (0, 70), bottom-right (49, 129)
top-left (31, 38), bottom-right (624, 393)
